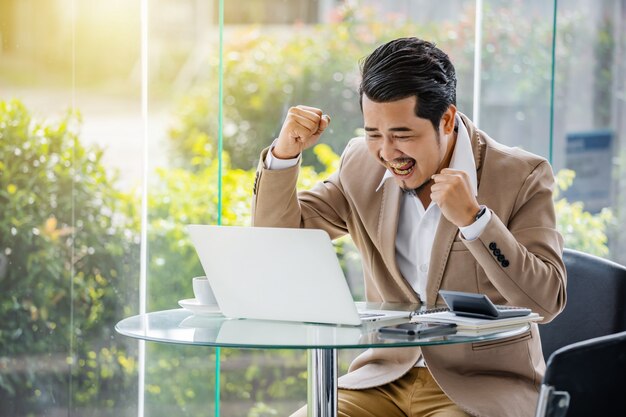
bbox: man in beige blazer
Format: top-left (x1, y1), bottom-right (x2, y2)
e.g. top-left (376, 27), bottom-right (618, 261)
top-left (252, 37), bottom-right (566, 417)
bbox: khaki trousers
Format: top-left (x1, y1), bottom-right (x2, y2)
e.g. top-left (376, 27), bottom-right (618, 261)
top-left (290, 367), bottom-right (469, 417)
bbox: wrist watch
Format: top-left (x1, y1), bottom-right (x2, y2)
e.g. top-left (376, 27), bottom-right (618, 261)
top-left (474, 205), bottom-right (487, 221)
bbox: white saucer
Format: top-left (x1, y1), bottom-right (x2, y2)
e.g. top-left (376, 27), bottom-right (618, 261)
top-left (178, 298), bottom-right (222, 316)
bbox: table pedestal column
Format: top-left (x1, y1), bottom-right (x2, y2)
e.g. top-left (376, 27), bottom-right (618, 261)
top-left (308, 348), bottom-right (338, 417)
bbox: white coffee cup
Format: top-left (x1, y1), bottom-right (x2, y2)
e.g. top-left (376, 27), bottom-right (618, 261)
top-left (192, 276), bottom-right (218, 306)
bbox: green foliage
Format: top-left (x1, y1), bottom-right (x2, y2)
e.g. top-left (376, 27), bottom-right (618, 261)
top-left (593, 16), bottom-right (615, 126)
top-left (553, 169), bottom-right (613, 257)
top-left (167, 3), bottom-right (576, 172)
top-left (167, 22), bottom-right (370, 170)
top-left (0, 99), bottom-right (140, 413)
top-left (479, 1), bottom-right (576, 101)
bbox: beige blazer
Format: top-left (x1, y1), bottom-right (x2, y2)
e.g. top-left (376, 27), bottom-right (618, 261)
top-left (251, 113), bottom-right (566, 417)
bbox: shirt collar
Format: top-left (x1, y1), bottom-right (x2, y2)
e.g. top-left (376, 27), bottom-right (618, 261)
top-left (375, 114), bottom-right (478, 195)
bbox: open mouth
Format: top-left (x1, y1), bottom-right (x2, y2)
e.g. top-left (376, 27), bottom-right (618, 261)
top-left (388, 158), bottom-right (415, 176)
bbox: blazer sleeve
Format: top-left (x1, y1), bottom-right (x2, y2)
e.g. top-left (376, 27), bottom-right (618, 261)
top-left (463, 160), bottom-right (566, 321)
top-left (251, 147), bottom-right (351, 240)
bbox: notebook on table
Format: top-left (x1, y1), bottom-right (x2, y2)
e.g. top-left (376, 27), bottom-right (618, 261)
top-left (186, 225), bottom-right (411, 326)
top-left (410, 310), bottom-right (542, 330)
top-left (411, 290), bottom-right (542, 331)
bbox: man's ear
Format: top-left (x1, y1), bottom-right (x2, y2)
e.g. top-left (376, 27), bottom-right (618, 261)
top-left (440, 105), bottom-right (457, 135)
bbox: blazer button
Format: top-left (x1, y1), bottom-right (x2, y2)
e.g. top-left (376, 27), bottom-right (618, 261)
top-left (497, 254), bottom-right (505, 262)
top-left (489, 242), bottom-right (497, 250)
top-left (493, 248), bottom-right (501, 256)
top-left (502, 260), bottom-right (510, 268)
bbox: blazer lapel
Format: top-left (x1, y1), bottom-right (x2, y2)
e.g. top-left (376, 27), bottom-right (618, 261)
top-left (425, 114), bottom-right (485, 306)
top-left (459, 112), bottom-right (485, 174)
top-left (425, 215), bottom-right (459, 306)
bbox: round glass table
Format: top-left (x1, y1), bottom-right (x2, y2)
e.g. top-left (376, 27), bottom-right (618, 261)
top-left (116, 307), bottom-right (530, 417)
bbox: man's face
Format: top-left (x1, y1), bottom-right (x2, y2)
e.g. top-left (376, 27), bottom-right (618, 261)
top-left (363, 95), bottom-right (455, 191)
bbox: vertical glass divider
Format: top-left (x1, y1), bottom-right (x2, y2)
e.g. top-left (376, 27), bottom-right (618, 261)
top-left (139, 0), bottom-right (149, 416)
top-left (549, 0), bottom-right (558, 164)
top-left (217, 3), bottom-right (224, 221)
top-left (472, 0), bottom-right (483, 127)
top-left (215, 0), bottom-right (225, 415)
top-left (69, 0), bottom-right (77, 410)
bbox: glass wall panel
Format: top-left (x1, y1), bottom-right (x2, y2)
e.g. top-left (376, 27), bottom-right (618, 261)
top-left (552, 0), bottom-right (625, 262)
top-left (0, 0), bottom-right (142, 416)
top-left (143, 0), bottom-right (220, 415)
top-left (478, 0), bottom-right (557, 158)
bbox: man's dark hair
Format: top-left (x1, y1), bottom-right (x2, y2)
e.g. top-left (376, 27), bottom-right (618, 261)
top-left (359, 37), bottom-right (457, 131)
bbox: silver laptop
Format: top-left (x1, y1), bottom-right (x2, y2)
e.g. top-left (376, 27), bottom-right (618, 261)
top-left (187, 225), bottom-right (411, 326)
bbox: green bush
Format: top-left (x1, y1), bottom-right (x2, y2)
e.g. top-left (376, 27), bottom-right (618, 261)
top-left (553, 169), bottom-right (613, 257)
top-left (0, 99), bottom-right (140, 414)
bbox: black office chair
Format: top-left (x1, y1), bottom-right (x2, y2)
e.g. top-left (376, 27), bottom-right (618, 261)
top-left (534, 330), bottom-right (626, 417)
top-left (538, 248), bottom-right (626, 359)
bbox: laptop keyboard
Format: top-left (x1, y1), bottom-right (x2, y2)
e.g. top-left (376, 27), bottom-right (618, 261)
top-left (359, 312), bottom-right (385, 318)
top-left (495, 305), bottom-right (528, 311)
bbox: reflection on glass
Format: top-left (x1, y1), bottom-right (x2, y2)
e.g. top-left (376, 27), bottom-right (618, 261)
top-left (116, 309), bottom-right (531, 349)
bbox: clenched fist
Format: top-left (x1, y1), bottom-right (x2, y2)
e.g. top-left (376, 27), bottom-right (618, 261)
top-left (273, 105), bottom-right (331, 159)
top-left (431, 168), bottom-right (480, 227)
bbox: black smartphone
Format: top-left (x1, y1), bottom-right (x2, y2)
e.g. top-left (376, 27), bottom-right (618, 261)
top-left (378, 322), bottom-right (457, 338)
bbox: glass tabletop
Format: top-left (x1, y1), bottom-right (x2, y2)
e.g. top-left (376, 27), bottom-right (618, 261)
top-left (115, 308), bottom-right (531, 349)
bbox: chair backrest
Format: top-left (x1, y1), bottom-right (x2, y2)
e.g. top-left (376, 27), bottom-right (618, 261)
top-left (535, 330), bottom-right (626, 417)
top-left (538, 248), bottom-right (626, 359)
